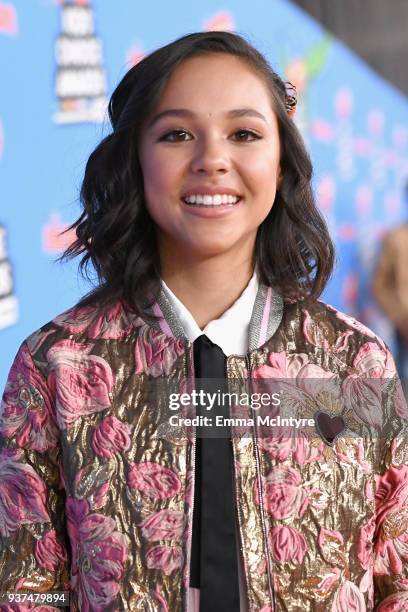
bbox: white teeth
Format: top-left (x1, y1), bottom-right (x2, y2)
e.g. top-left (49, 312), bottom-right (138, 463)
top-left (183, 194), bottom-right (240, 206)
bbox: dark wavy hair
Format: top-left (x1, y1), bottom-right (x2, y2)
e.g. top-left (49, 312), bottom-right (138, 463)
top-left (62, 30), bottom-right (335, 316)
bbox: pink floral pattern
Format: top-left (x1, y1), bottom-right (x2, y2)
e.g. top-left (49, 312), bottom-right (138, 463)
top-left (140, 509), bottom-right (185, 541)
top-left (359, 566), bottom-right (374, 608)
top-left (318, 527), bottom-right (347, 568)
top-left (74, 465), bottom-right (111, 510)
top-left (342, 376), bottom-right (383, 430)
top-left (374, 465), bottom-right (408, 576)
top-left (331, 580), bottom-right (366, 611)
top-left (255, 465), bottom-right (309, 519)
top-left (0, 449), bottom-right (50, 537)
top-left (0, 298), bottom-right (406, 609)
top-left (377, 590), bottom-right (408, 611)
top-left (145, 545), bottom-right (184, 575)
top-left (259, 429), bottom-right (325, 465)
top-left (352, 342), bottom-right (394, 378)
top-left (341, 343), bottom-right (398, 431)
top-left (253, 351), bottom-right (308, 379)
top-left (328, 304), bottom-right (381, 343)
top-left (53, 302), bottom-right (141, 339)
top-left (66, 497), bottom-right (129, 612)
top-left (128, 462), bottom-right (181, 500)
top-left (268, 525), bottom-right (307, 564)
top-left (0, 344), bottom-right (58, 452)
top-left (315, 567), bottom-right (341, 597)
top-left (358, 517), bottom-right (376, 570)
top-left (303, 309), bottom-right (353, 352)
top-left (253, 350), bottom-right (337, 399)
top-left (135, 327), bottom-right (185, 377)
top-left (91, 416), bottom-right (131, 458)
top-left (335, 438), bottom-right (371, 473)
top-left (34, 529), bottom-right (68, 571)
top-left (47, 340), bottom-right (114, 429)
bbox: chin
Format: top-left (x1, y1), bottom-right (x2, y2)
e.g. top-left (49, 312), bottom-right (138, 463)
top-left (188, 239), bottom-right (241, 258)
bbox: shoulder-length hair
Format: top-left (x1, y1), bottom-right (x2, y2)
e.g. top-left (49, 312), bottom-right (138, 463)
top-left (62, 30), bottom-right (335, 315)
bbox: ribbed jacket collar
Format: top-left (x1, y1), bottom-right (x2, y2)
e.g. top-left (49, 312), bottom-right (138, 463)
top-left (147, 284), bottom-right (284, 352)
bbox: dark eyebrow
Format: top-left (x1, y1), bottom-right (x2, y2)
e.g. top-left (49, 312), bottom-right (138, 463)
top-left (147, 107), bottom-right (267, 129)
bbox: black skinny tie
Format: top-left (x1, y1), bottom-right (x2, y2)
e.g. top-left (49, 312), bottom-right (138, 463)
top-left (189, 334), bottom-right (240, 611)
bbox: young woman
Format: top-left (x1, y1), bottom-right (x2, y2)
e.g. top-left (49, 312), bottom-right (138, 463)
top-left (1, 31), bottom-right (407, 612)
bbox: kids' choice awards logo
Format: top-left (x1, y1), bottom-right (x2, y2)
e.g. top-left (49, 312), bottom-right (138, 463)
top-left (0, 223), bottom-right (18, 329)
top-left (53, 0), bottom-right (108, 124)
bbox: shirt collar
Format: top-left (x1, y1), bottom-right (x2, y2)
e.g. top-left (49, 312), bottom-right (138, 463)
top-left (161, 269), bottom-right (259, 355)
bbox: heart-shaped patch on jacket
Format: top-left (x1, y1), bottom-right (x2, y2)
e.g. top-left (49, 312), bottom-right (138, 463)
top-left (315, 411), bottom-right (346, 445)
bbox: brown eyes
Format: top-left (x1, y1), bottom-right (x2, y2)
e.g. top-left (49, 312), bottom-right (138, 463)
top-left (158, 129), bottom-right (262, 142)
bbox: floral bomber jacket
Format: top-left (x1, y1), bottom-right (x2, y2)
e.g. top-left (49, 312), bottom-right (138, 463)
top-left (0, 285), bottom-right (408, 612)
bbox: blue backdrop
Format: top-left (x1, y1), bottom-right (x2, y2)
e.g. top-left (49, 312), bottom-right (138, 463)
top-left (1, 0), bottom-right (408, 388)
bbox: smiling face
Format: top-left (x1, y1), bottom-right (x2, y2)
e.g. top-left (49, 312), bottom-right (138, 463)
top-left (138, 53), bottom-right (281, 265)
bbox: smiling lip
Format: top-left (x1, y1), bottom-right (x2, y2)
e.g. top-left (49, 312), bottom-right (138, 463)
top-left (180, 197), bottom-right (243, 218)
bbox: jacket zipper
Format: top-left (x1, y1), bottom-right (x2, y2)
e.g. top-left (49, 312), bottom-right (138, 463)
top-left (184, 343), bottom-right (196, 612)
top-left (186, 348), bottom-right (276, 610)
top-left (246, 353), bottom-right (276, 612)
top-left (226, 357), bottom-right (251, 612)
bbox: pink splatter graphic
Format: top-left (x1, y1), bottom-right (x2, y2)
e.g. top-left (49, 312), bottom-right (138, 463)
top-left (342, 273), bottom-right (359, 310)
top-left (392, 126), bottom-right (407, 149)
top-left (286, 58), bottom-right (307, 93)
top-left (337, 224), bottom-right (356, 241)
top-left (384, 150), bottom-right (398, 167)
top-left (367, 109), bottom-right (384, 136)
top-left (354, 137), bottom-right (372, 156)
top-left (311, 120), bottom-right (334, 142)
top-left (126, 43), bottom-right (145, 67)
top-left (356, 185), bottom-right (373, 215)
top-left (204, 11), bottom-right (235, 31)
top-left (335, 88), bottom-right (353, 120)
top-left (361, 306), bottom-right (377, 326)
top-left (0, 3), bottom-right (18, 35)
top-left (384, 192), bottom-right (401, 215)
top-left (316, 175), bottom-right (336, 211)
top-left (42, 212), bottom-right (76, 254)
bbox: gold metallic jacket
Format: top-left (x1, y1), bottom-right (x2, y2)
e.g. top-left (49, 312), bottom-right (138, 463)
top-left (0, 285), bottom-right (407, 611)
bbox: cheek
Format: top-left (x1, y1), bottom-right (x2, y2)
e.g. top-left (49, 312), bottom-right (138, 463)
top-left (143, 155), bottom-right (180, 196)
top-left (141, 161), bottom-right (178, 219)
top-left (249, 154), bottom-right (280, 186)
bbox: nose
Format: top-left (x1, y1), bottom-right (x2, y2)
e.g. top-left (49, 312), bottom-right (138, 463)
top-left (190, 135), bottom-right (231, 175)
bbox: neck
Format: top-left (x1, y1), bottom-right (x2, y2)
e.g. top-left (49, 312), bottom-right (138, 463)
top-left (161, 248), bottom-right (255, 329)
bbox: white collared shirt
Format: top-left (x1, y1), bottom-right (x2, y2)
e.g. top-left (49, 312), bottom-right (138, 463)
top-left (161, 269), bottom-right (259, 356)
top-left (161, 272), bottom-right (258, 612)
